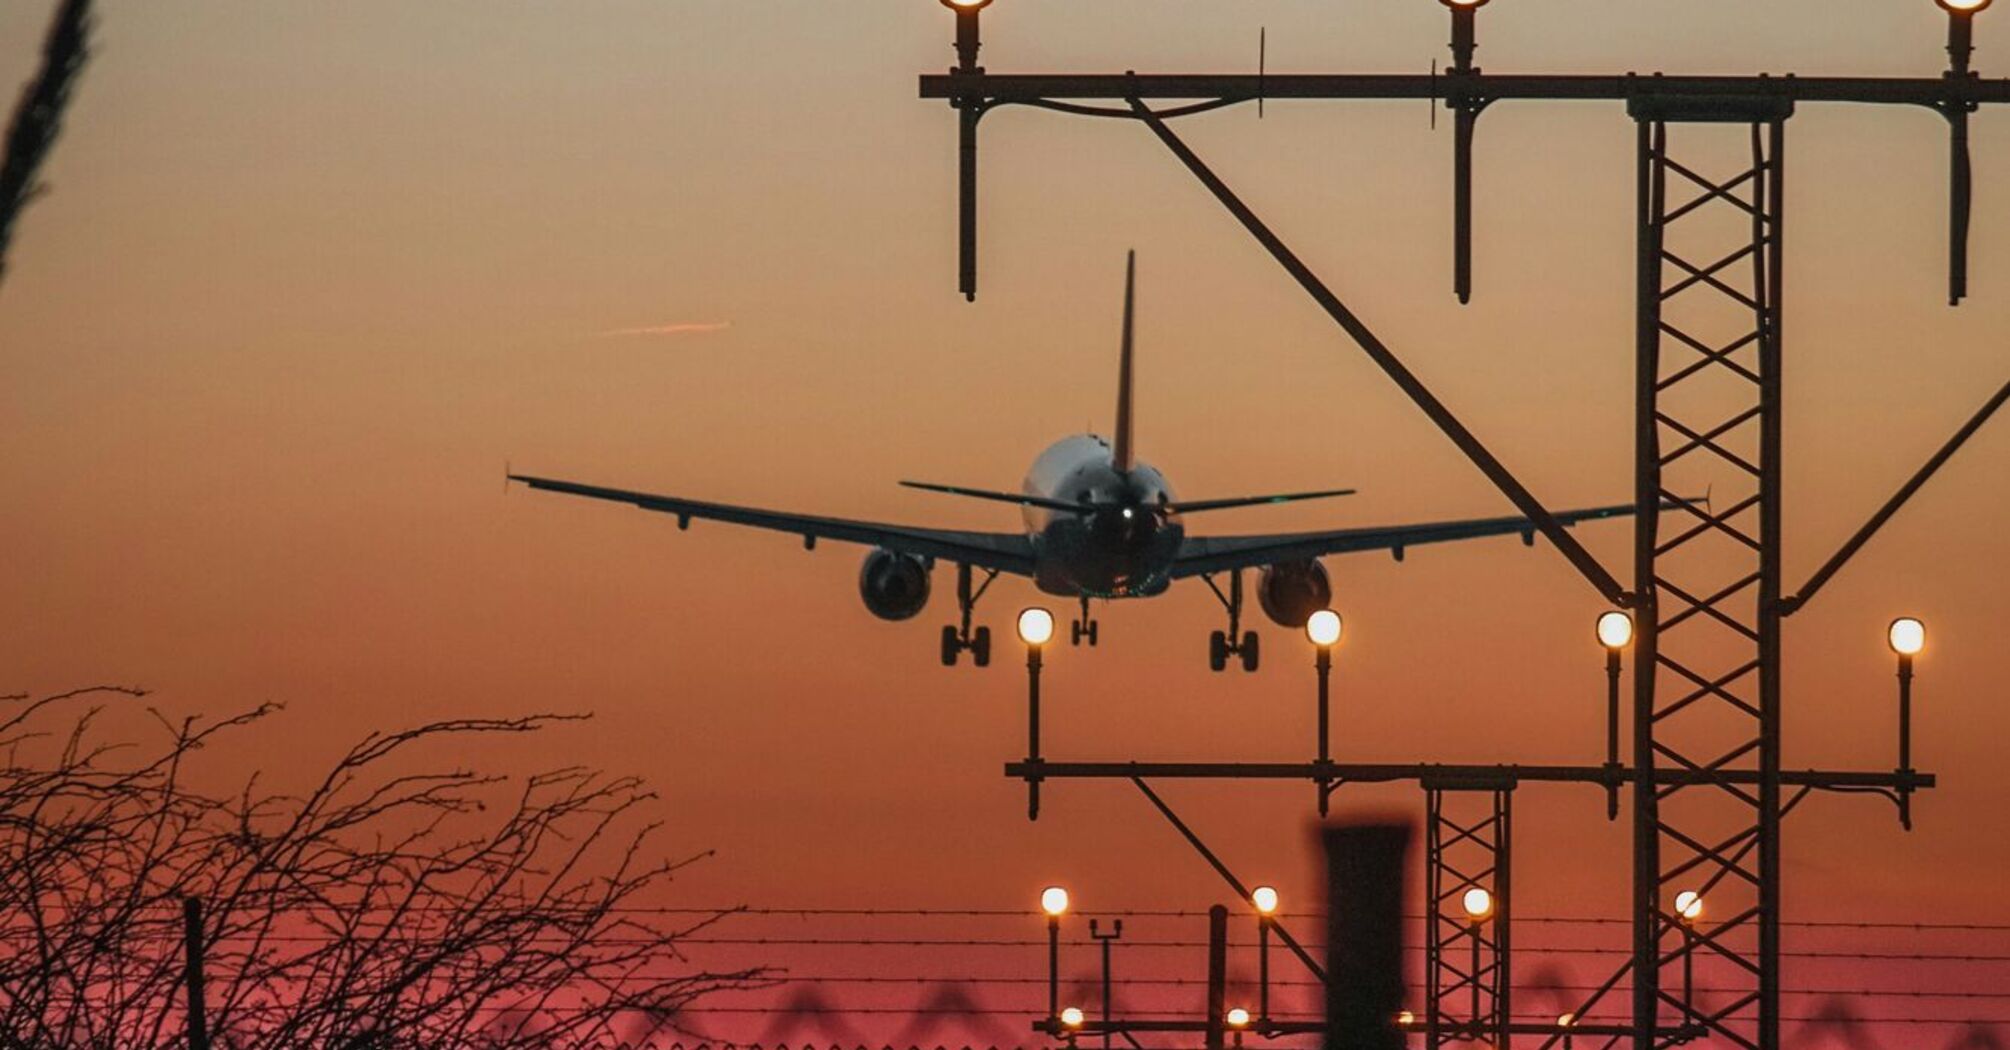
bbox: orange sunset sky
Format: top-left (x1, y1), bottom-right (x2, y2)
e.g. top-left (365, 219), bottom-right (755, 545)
top-left (2, 0), bottom-right (2008, 1042)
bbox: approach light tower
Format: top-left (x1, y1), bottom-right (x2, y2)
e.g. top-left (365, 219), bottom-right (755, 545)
top-left (923, 6), bottom-right (2005, 1050)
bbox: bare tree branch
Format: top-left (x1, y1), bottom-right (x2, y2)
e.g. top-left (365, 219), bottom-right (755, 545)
top-left (0, 0), bottom-right (91, 288)
top-left (0, 688), bottom-right (768, 1049)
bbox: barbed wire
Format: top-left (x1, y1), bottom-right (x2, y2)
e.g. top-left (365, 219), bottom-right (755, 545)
top-left (60, 931), bottom-right (2010, 962)
top-left (46, 903), bottom-right (2010, 932)
top-left (666, 1007), bottom-right (2010, 1025)
top-left (692, 976), bottom-right (2010, 1000)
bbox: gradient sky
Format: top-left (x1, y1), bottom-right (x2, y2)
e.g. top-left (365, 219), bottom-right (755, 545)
top-left (2, 0), bottom-right (2007, 1041)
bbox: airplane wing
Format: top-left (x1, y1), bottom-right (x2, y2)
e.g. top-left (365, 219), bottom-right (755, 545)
top-left (1168, 502), bottom-right (1638, 578)
top-left (509, 474), bottom-right (1037, 575)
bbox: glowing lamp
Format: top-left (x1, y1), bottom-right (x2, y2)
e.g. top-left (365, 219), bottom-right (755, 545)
top-left (941, 0), bottom-right (995, 8)
top-left (1227, 1008), bottom-right (1252, 1028)
top-left (1251, 885), bottom-right (1280, 915)
top-left (1888, 617), bottom-right (1925, 657)
top-left (1596, 610), bottom-right (1634, 650)
top-left (1939, 0), bottom-right (1992, 13)
top-left (1060, 1007), bottom-right (1085, 1027)
top-left (1306, 609), bottom-right (1343, 648)
top-left (1674, 890), bottom-right (1703, 923)
top-left (1439, 0), bottom-right (1491, 6)
top-left (1559, 1013), bottom-right (1577, 1027)
top-left (1461, 887), bottom-right (1494, 922)
top-left (1018, 607), bottom-right (1056, 647)
top-left (1040, 885), bottom-right (1070, 917)
top-left (1397, 1011), bottom-right (1416, 1026)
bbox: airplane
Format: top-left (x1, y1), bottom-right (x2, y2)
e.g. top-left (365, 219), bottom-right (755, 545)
top-left (508, 252), bottom-right (1641, 671)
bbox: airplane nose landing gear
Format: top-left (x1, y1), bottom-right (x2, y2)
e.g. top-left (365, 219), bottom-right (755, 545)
top-left (1202, 569), bottom-right (1260, 672)
top-left (940, 563), bottom-right (998, 667)
top-left (1071, 595), bottom-right (1100, 647)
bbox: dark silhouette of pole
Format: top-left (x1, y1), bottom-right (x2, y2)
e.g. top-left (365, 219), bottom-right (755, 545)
top-left (1324, 822), bottom-right (1409, 1050)
top-left (1604, 644), bottom-right (1622, 820)
top-left (1316, 646), bottom-right (1332, 764)
top-left (944, 0), bottom-right (985, 301)
top-left (1899, 651), bottom-right (1913, 776)
top-left (1897, 642), bottom-right (1917, 828)
top-left (182, 896), bottom-right (211, 1050)
top-left (1469, 918), bottom-right (1483, 1029)
top-left (1447, 3), bottom-right (1480, 304)
top-left (1091, 918), bottom-right (1122, 1050)
top-left (1257, 912), bottom-right (1272, 1026)
top-left (1026, 637), bottom-right (1042, 820)
top-left (1205, 905), bottom-right (1228, 1050)
top-left (1947, 5), bottom-right (1976, 304)
top-left (1308, 610), bottom-right (1342, 815)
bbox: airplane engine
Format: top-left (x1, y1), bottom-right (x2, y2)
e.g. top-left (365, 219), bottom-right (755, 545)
top-left (1257, 559), bottom-right (1332, 629)
top-left (859, 548), bottom-right (932, 621)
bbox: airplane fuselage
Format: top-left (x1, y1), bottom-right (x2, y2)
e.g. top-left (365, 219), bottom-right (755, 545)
top-left (1021, 435), bottom-right (1184, 598)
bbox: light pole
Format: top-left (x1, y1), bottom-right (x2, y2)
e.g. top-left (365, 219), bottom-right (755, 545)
top-left (1020, 607), bottom-right (1055, 820)
top-left (1941, 0), bottom-right (1989, 74)
top-left (1251, 885), bottom-right (1279, 1027)
top-left (1596, 611), bottom-right (1634, 820)
top-left (1438, 0), bottom-right (1490, 71)
top-left (941, 0), bottom-right (994, 300)
top-left (1890, 616), bottom-right (1926, 828)
top-left (1674, 890), bottom-right (1703, 1020)
top-left (940, 0), bottom-right (992, 72)
top-left (1090, 917), bottom-right (1123, 1050)
top-left (1306, 609), bottom-right (1343, 815)
top-left (1461, 887), bottom-right (1493, 1036)
top-left (1940, 0), bottom-right (1989, 302)
top-left (1438, 0), bottom-right (1491, 302)
top-left (1042, 886), bottom-right (1069, 1026)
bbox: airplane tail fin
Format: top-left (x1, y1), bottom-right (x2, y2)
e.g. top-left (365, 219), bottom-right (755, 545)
top-left (1112, 250), bottom-right (1137, 474)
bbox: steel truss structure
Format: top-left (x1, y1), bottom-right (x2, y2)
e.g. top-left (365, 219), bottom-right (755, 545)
top-left (925, 7), bottom-right (2010, 1050)
top-left (1629, 105), bottom-right (1785, 1050)
top-left (1426, 789), bottom-right (1510, 1050)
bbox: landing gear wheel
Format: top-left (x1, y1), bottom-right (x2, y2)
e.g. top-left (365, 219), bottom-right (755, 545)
top-left (1209, 630), bottom-right (1229, 672)
top-left (941, 625), bottom-right (960, 667)
top-left (972, 626), bottom-right (992, 667)
top-left (1073, 619), bottom-right (1100, 646)
top-left (1240, 630), bottom-right (1260, 672)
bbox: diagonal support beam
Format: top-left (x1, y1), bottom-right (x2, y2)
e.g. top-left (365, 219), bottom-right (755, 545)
top-left (1125, 97), bottom-right (1631, 606)
top-left (1783, 375), bottom-right (2010, 614)
top-left (1130, 776), bottom-right (1328, 985)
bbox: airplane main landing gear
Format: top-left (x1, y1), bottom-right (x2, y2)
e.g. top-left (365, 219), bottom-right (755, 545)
top-left (940, 562), bottom-right (998, 667)
top-left (1071, 595), bottom-right (1099, 647)
top-left (1202, 569), bottom-right (1260, 672)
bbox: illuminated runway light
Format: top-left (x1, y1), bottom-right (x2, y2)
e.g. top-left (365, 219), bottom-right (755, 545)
top-left (1461, 887), bottom-right (1494, 922)
top-left (1889, 617), bottom-right (1926, 656)
top-left (1306, 609), bottom-right (1343, 648)
top-left (1674, 890), bottom-right (1704, 923)
top-left (1019, 607), bottom-right (1056, 647)
top-left (1596, 610), bottom-right (1634, 649)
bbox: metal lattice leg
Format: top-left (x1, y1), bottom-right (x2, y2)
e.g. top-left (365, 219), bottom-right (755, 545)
top-left (1631, 106), bottom-right (1787, 1050)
